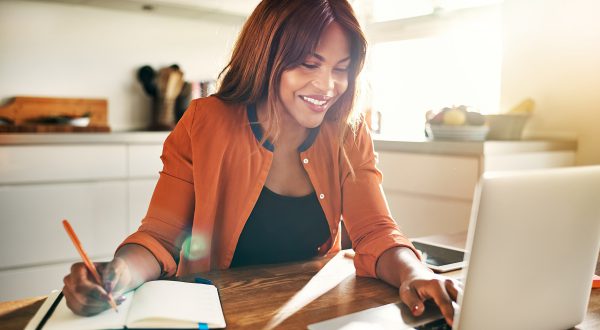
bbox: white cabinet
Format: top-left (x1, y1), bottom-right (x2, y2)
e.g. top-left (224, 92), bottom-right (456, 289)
top-left (128, 179), bottom-right (159, 234)
top-left (0, 145), bottom-right (127, 184)
top-left (385, 193), bottom-right (473, 238)
top-left (128, 145), bottom-right (163, 178)
top-left (0, 262), bottom-right (76, 301)
top-left (377, 152), bottom-right (480, 199)
top-left (375, 140), bottom-right (577, 238)
top-left (0, 181), bottom-right (128, 269)
top-left (377, 152), bottom-right (479, 238)
top-left (127, 145), bottom-right (163, 234)
top-left (0, 133), bottom-right (166, 301)
top-left (484, 151), bottom-right (576, 171)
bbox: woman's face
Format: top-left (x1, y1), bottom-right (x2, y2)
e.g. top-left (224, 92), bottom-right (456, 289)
top-left (278, 22), bottom-right (351, 129)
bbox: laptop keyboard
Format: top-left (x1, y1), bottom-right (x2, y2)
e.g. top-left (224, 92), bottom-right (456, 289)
top-left (415, 317), bottom-right (452, 330)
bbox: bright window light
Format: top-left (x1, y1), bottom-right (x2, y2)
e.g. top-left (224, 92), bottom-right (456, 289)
top-left (371, 0), bottom-right (433, 22)
top-left (364, 2), bottom-right (503, 139)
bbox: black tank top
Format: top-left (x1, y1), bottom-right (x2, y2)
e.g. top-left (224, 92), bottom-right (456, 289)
top-left (230, 185), bottom-right (331, 267)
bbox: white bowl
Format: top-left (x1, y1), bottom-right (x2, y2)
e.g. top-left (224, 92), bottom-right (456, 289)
top-left (69, 117), bottom-right (91, 127)
top-left (484, 114), bottom-right (530, 140)
top-left (426, 124), bottom-right (489, 141)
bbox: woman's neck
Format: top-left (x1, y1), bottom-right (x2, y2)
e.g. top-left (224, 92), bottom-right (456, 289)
top-left (256, 100), bottom-right (308, 151)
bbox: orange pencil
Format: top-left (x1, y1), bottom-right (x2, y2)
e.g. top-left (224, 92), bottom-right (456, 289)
top-left (62, 219), bottom-right (118, 313)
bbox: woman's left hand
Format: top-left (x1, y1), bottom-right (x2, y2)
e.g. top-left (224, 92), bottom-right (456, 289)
top-left (398, 268), bottom-right (462, 326)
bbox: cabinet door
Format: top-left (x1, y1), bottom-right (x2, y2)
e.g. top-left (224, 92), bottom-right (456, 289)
top-left (0, 259), bottom-right (106, 301)
top-left (484, 151), bottom-right (576, 171)
top-left (376, 151), bottom-right (479, 237)
top-left (0, 181), bottom-right (128, 269)
top-left (128, 145), bottom-right (163, 178)
top-left (128, 179), bottom-right (159, 234)
top-left (127, 144), bottom-right (163, 234)
top-left (386, 192), bottom-right (472, 237)
top-left (377, 152), bottom-right (480, 200)
top-left (0, 145), bottom-right (127, 184)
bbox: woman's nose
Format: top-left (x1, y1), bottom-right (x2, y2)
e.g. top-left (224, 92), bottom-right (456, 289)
top-left (312, 69), bottom-right (335, 92)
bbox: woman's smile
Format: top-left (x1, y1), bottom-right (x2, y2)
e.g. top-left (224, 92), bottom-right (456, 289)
top-left (299, 94), bottom-right (333, 113)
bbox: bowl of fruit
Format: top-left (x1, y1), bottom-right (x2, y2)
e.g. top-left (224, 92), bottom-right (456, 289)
top-left (425, 106), bottom-right (489, 141)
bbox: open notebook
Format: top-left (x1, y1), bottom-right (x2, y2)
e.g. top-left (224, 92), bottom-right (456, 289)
top-left (26, 280), bottom-right (226, 330)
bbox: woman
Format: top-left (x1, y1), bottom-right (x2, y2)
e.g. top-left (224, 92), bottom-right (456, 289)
top-left (63, 0), bottom-right (460, 325)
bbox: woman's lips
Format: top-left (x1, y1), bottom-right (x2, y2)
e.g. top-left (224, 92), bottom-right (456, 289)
top-left (300, 95), bottom-right (332, 113)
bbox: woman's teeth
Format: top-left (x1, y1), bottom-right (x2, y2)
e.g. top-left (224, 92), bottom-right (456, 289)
top-left (302, 96), bottom-right (327, 106)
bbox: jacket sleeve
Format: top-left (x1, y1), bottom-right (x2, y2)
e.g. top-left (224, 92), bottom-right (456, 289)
top-left (116, 100), bottom-right (198, 277)
top-left (341, 119), bottom-right (420, 278)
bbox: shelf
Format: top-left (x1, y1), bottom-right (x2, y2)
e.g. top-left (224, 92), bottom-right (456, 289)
top-left (32, 0), bottom-right (254, 24)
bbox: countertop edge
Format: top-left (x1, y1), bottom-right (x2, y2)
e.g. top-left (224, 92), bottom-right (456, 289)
top-left (0, 133), bottom-right (577, 156)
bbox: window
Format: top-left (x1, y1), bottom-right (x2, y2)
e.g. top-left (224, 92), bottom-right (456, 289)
top-left (360, 0), bottom-right (503, 139)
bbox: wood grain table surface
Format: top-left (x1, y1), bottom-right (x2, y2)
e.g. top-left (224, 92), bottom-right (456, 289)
top-left (1, 233), bottom-right (599, 329)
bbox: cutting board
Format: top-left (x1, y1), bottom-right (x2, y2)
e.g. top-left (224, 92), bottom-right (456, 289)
top-left (0, 96), bottom-right (110, 133)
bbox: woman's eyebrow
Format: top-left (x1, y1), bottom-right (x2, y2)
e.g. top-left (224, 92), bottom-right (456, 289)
top-left (311, 53), bottom-right (351, 64)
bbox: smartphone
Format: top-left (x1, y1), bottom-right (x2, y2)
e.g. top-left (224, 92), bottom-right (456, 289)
top-left (411, 240), bottom-right (466, 273)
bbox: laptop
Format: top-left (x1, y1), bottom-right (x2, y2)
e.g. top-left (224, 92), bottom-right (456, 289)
top-left (309, 165), bottom-right (600, 330)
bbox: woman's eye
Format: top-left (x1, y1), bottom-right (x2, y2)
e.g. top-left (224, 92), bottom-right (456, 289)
top-left (301, 63), bottom-right (319, 69)
top-left (334, 67), bottom-right (349, 72)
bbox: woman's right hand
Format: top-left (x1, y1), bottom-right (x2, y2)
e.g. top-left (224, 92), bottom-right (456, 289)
top-left (62, 257), bottom-right (131, 316)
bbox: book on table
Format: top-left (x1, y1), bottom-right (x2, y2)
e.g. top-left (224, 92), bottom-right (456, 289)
top-left (26, 280), bottom-right (226, 330)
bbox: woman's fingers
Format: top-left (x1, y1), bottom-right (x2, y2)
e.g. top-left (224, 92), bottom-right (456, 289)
top-left (423, 280), bottom-right (455, 326)
top-left (445, 278), bottom-right (462, 301)
top-left (399, 282), bottom-right (425, 316)
top-left (402, 277), bottom-right (459, 326)
top-left (68, 263), bottom-right (110, 299)
top-left (62, 282), bottom-right (110, 316)
top-left (63, 262), bottom-right (113, 315)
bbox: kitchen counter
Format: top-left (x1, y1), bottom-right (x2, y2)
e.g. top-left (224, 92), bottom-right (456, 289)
top-left (0, 132), bottom-right (577, 156)
top-left (373, 137), bottom-right (576, 156)
top-left (0, 131), bottom-right (170, 145)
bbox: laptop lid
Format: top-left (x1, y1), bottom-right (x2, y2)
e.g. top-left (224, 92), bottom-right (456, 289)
top-left (455, 166), bottom-right (600, 330)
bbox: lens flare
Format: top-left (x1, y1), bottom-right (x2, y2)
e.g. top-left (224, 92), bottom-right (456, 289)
top-left (181, 233), bottom-right (208, 260)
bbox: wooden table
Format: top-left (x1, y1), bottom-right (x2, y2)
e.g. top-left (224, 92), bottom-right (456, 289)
top-left (1, 234), bottom-right (599, 329)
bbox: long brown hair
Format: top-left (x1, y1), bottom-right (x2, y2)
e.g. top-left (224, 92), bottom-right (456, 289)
top-left (215, 0), bottom-right (367, 171)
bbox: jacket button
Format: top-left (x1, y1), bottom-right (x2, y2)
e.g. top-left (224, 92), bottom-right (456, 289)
top-left (303, 158), bottom-right (309, 164)
top-left (319, 193), bottom-right (325, 199)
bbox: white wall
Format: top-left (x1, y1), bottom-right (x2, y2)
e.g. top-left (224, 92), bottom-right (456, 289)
top-left (501, 0), bottom-right (600, 165)
top-left (0, 1), bottom-right (241, 131)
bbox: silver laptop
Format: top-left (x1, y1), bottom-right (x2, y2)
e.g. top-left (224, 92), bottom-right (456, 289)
top-left (309, 166), bottom-right (600, 330)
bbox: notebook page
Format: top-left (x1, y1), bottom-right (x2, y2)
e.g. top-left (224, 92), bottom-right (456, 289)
top-left (125, 280), bottom-right (225, 329)
top-left (42, 291), bottom-right (133, 330)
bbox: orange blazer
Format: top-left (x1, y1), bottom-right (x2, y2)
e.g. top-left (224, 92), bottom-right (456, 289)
top-left (118, 96), bottom-right (417, 278)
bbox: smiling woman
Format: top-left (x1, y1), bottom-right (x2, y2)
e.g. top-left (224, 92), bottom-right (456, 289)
top-left (61, 0), bottom-right (461, 326)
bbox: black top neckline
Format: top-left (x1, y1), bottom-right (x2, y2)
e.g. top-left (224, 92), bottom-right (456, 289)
top-left (263, 185), bottom-right (314, 200)
top-left (247, 103), bottom-right (320, 152)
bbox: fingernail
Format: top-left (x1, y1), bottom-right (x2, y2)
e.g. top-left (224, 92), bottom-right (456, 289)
top-left (412, 304), bottom-right (420, 314)
top-left (104, 280), bottom-right (113, 292)
top-left (116, 296), bottom-right (127, 304)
